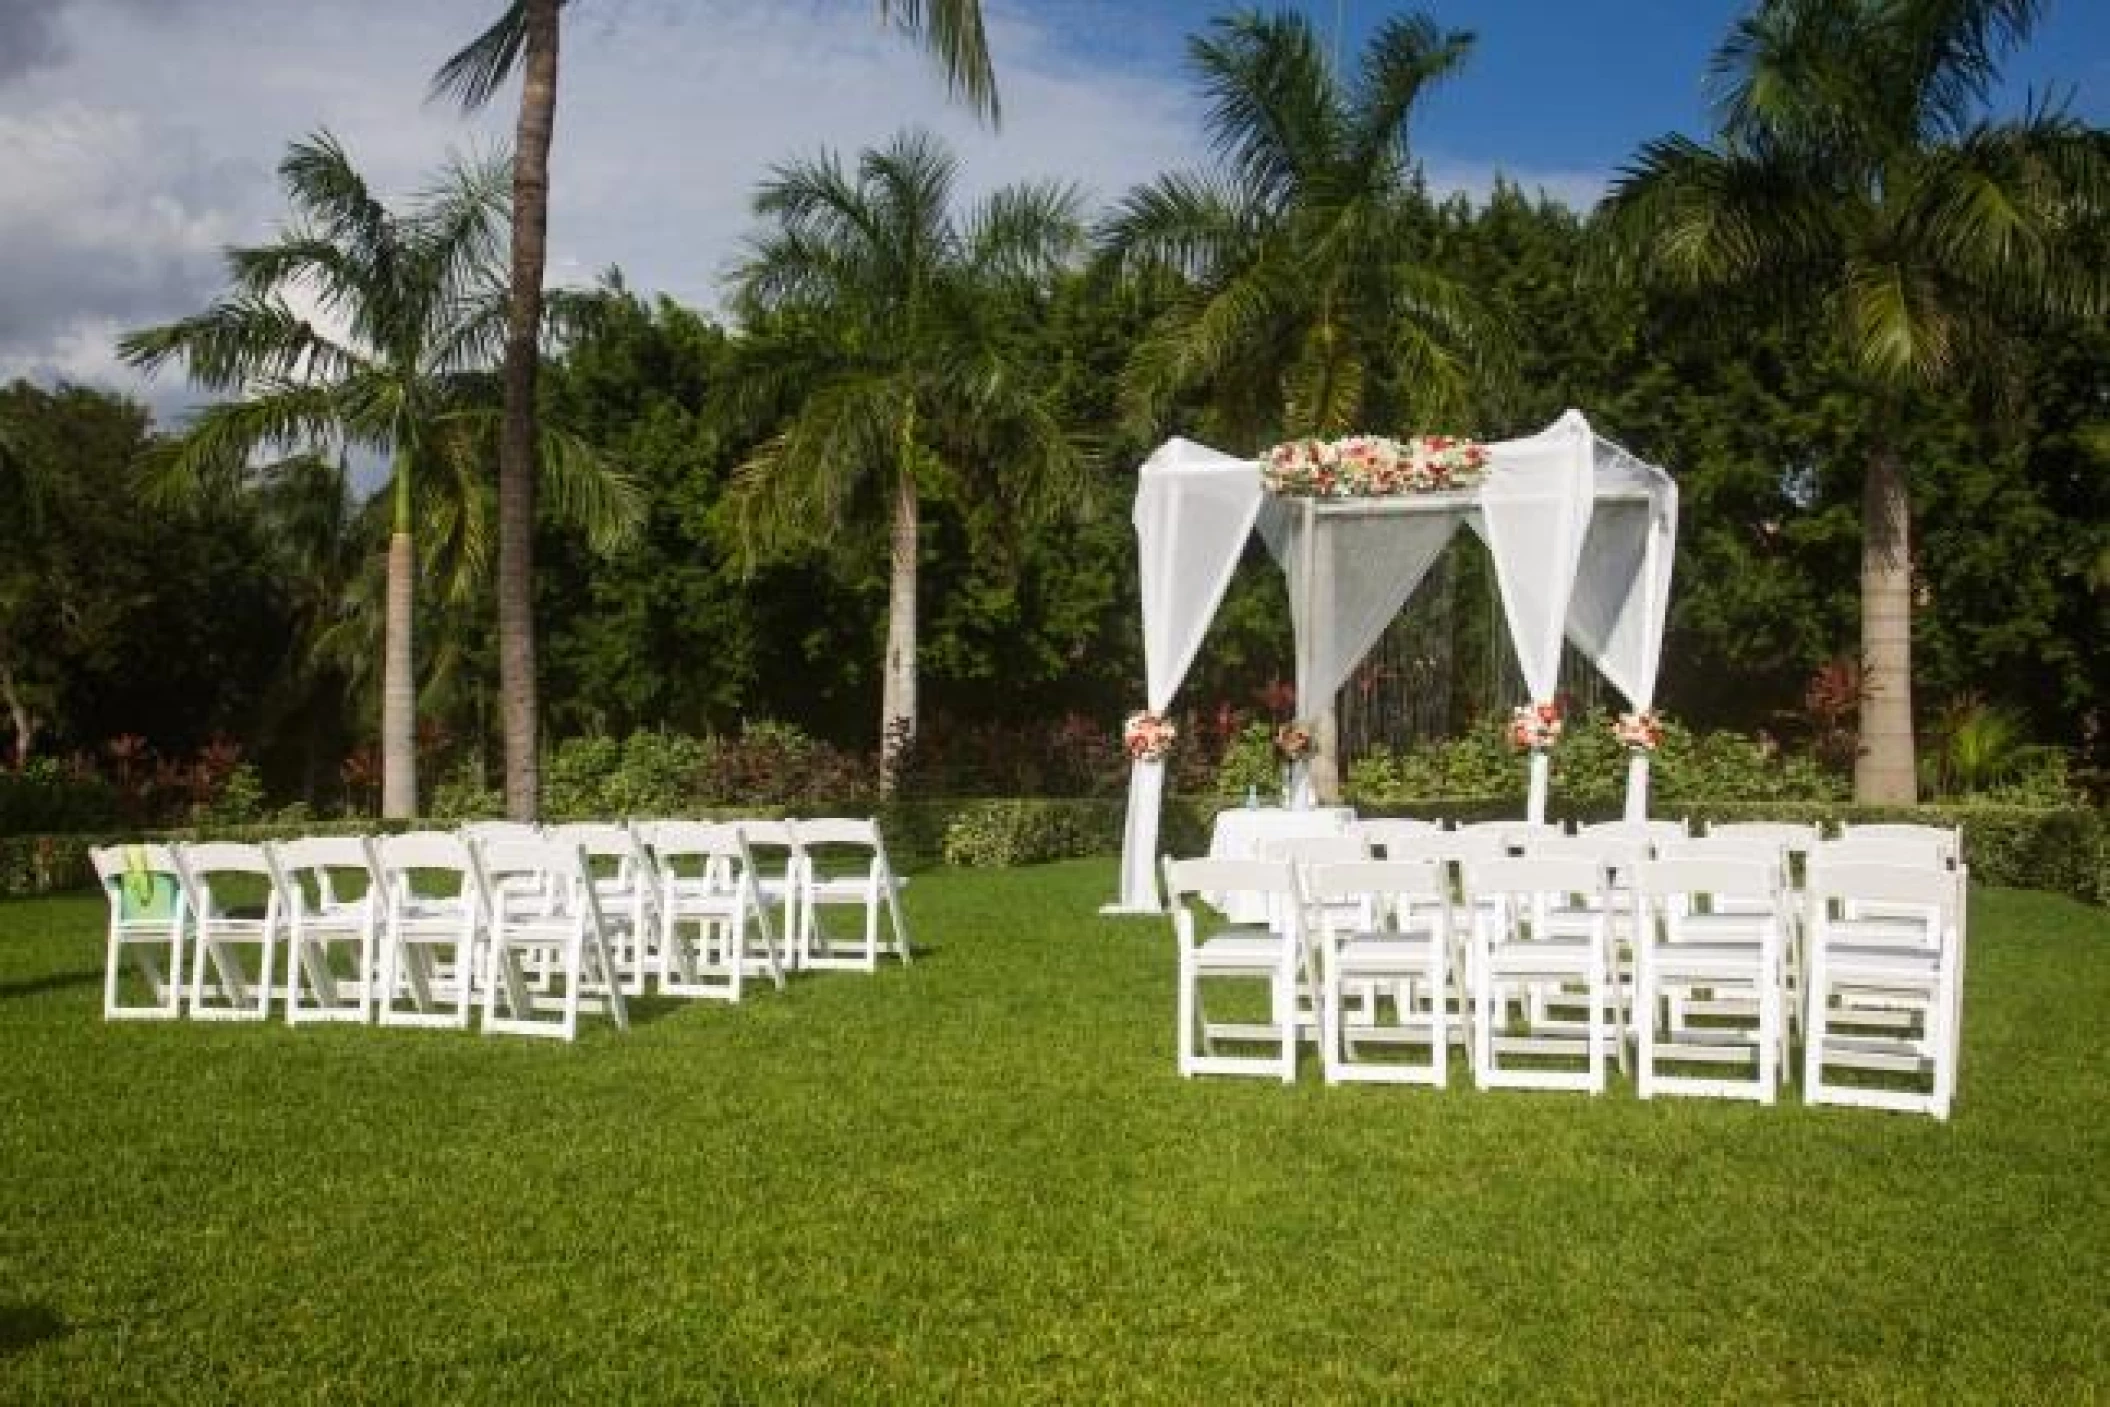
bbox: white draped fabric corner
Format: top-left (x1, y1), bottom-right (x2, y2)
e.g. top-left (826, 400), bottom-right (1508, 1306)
top-left (1109, 439), bottom-right (1266, 914)
top-left (1564, 433), bottom-right (1678, 820)
top-left (1471, 411), bottom-right (1595, 822)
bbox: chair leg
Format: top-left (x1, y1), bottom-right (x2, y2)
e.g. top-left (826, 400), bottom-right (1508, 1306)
top-left (1175, 949), bottom-right (1197, 1077)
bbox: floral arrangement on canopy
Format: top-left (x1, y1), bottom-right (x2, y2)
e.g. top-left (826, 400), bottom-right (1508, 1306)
top-left (1508, 702), bottom-right (1563, 753)
top-left (1123, 710), bottom-right (1177, 763)
top-left (1259, 434), bottom-right (1490, 498)
top-left (1273, 719), bottom-right (1315, 762)
top-left (1611, 709), bottom-right (1664, 752)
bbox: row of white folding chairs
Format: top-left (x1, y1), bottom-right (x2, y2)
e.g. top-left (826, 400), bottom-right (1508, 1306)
top-left (1165, 831), bottom-right (1964, 1117)
top-left (1345, 823), bottom-right (1966, 1116)
top-left (90, 818), bottom-right (910, 1039)
top-left (90, 834), bottom-right (630, 1041)
top-left (472, 817), bottom-right (912, 991)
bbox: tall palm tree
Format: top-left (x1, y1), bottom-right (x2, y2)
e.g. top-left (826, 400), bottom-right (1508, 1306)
top-left (433, 0), bottom-right (1000, 822)
top-left (1099, 8), bottom-right (1496, 449)
top-left (1597, 0), bottom-right (2110, 802)
top-left (120, 133), bottom-right (640, 817)
top-left (728, 129), bottom-right (1086, 793)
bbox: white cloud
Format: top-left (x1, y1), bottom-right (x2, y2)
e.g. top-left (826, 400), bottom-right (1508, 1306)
top-left (0, 0), bottom-right (1206, 421)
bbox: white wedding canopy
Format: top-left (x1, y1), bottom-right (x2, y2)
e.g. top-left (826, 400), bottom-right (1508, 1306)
top-left (1109, 409), bottom-right (1678, 914)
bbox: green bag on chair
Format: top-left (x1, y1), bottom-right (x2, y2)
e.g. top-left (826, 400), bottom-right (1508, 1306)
top-left (119, 846), bottom-right (180, 921)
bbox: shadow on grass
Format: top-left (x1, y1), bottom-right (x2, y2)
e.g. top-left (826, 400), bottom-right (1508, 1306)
top-left (0, 1303), bottom-right (67, 1357)
top-left (0, 969), bottom-right (101, 1002)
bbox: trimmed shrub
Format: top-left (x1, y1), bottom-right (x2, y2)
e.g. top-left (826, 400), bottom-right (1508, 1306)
top-left (941, 800), bottom-right (1119, 867)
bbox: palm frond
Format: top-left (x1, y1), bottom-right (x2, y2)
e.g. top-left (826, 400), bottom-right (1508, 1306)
top-left (1347, 12), bottom-right (1472, 177)
top-left (1597, 135), bottom-right (1841, 292)
top-left (1190, 9), bottom-right (1337, 210)
top-left (877, 0), bottom-right (1000, 125)
top-left (1095, 171), bottom-right (1257, 283)
top-left (118, 294), bottom-right (370, 392)
top-left (533, 423), bottom-right (646, 554)
top-left (1839, 253), bottom-right (1956, 386)
top-left (962, 180), bottom-right (1085, 284)
top-left (430, 0), bottom-right (533, 112)
top-left (728, 372), bottom-right (904, 565)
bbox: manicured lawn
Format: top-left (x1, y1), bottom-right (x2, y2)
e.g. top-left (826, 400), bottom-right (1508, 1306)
top-left (2, 861), bottom-right (2105, 1404)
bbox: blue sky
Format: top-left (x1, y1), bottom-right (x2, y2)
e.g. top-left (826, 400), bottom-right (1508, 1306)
top-left (1075, 1), bottom-right (2109, 180)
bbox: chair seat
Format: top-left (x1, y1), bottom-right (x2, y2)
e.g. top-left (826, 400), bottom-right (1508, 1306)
top-left (1647, 942), bottom-right (1771, 975)
top-left (1823, 943), bottom-right (1942, 979)
top-left (1191, 930), bottom-right (1288, 969)
top-left (1333, 933), bottom-right (1443, 971)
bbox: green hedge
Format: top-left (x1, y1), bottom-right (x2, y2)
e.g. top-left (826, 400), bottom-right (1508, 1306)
top-left (7, 797), bottom-right (2099, 908)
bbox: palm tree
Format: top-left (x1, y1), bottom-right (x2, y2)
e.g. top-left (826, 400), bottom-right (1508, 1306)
top-left (1098, 8), bottom-right (1500, 799)
top-left (1597, 0), bottom-right (2110, 802)
top-left (120, 133), bottom-right (639, 818)
top-left (433, 0), bottom-right (1000, 822)
top-left (1099, 8), bottom-right (1496, 449)
top-left (727, 129), bottom-right (1086, 793)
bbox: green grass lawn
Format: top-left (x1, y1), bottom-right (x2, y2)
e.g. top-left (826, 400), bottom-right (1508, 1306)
top-left (2, 860), bottom-right (2106, 1404)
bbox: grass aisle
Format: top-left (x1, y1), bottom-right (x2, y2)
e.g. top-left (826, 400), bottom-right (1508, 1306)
top-left (1, 861), bottom-right (2105, 1403)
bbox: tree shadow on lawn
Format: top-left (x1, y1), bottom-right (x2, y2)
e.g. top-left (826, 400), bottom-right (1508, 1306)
top-left (0, 969), bottom-right (101, 1002)
top-left (0, 1303), bottom-right (68, 1357)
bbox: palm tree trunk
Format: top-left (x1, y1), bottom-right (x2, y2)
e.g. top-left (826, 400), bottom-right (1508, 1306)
top-left (1855, 438), bottom-right (1916, 803)
top-left (0, 658), bottom-right (36, 770)
top-left (381, 518), bottom-right (418, 819)
top-left (879, 470), bottom-right (919, 796)
top-left (497, 0), bottom-right (559, 822)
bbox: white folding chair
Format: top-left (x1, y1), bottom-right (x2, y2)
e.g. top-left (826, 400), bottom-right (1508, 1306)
top-left (546, 822), bottom-right (659, 997)
top-left (371, 831), bottom-right (484, 1030)
top-left (795, 818), bottom-right (911, 971)
top-left (472, 836), bottom-right (630, 1041)
top-left (1803, 859), bottom-right (1967, 1119)
top-left (176, 841), bottom-right (286, 1022)
top-left (1305, 858), bottom-right (1457, 1087)
top-left (649, 820), bottom-right (784, 1001)
top-left (1462, 854), bottom-right (1620, 1094)
top-left (1656, 832), bottom-right (1808, 1038)
top-left (1163, 855), bottom-right (1312, 1083)
top-left (735, 819), bottom-right (806, 970)
top-left (90, 844), bottom-right (190, 1020)
top-left (1633, 855), bottom-right (1789, 1103)
top-left (272, 835), bottom-right (383, 1025)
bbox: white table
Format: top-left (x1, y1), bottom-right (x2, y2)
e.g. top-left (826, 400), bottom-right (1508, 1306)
top-left (1205, 805), bottom-right (1358, 921)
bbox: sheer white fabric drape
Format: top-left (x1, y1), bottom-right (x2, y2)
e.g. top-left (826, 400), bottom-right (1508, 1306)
top-left (1471, 412), bottom-right (1595, 822)
top-left (1564, 434), bottom-right (1678, 819)
top-left (1110, 439), bottom-right (1265, 913)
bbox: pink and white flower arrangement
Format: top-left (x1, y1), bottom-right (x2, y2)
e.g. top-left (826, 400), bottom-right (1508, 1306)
top-left (1123, 710), bottom-right (1177, 763)
top-left (1507, 702), bottom-right (1563, 752)
top-left (1612, 710), bottom-right (1664, 752)
top-left (1259, 433), bottom-right (1490, 497)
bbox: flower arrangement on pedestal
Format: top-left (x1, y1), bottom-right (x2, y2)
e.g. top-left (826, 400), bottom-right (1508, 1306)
top-left (1273, 719), bottom-right (1315, 763)
top-left (1611, 709), bottom-right (1664, 752)
top-left (1507, 702), bottom-right (1563, 753)
top-left (1259, 433), bottom-right (1490, 498)
top-left (1123, 710), bottom-right (1176, 763)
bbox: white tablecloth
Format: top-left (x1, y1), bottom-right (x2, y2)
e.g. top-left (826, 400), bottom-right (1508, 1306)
top-left (1205, 806), bottom-right (1358, 922)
